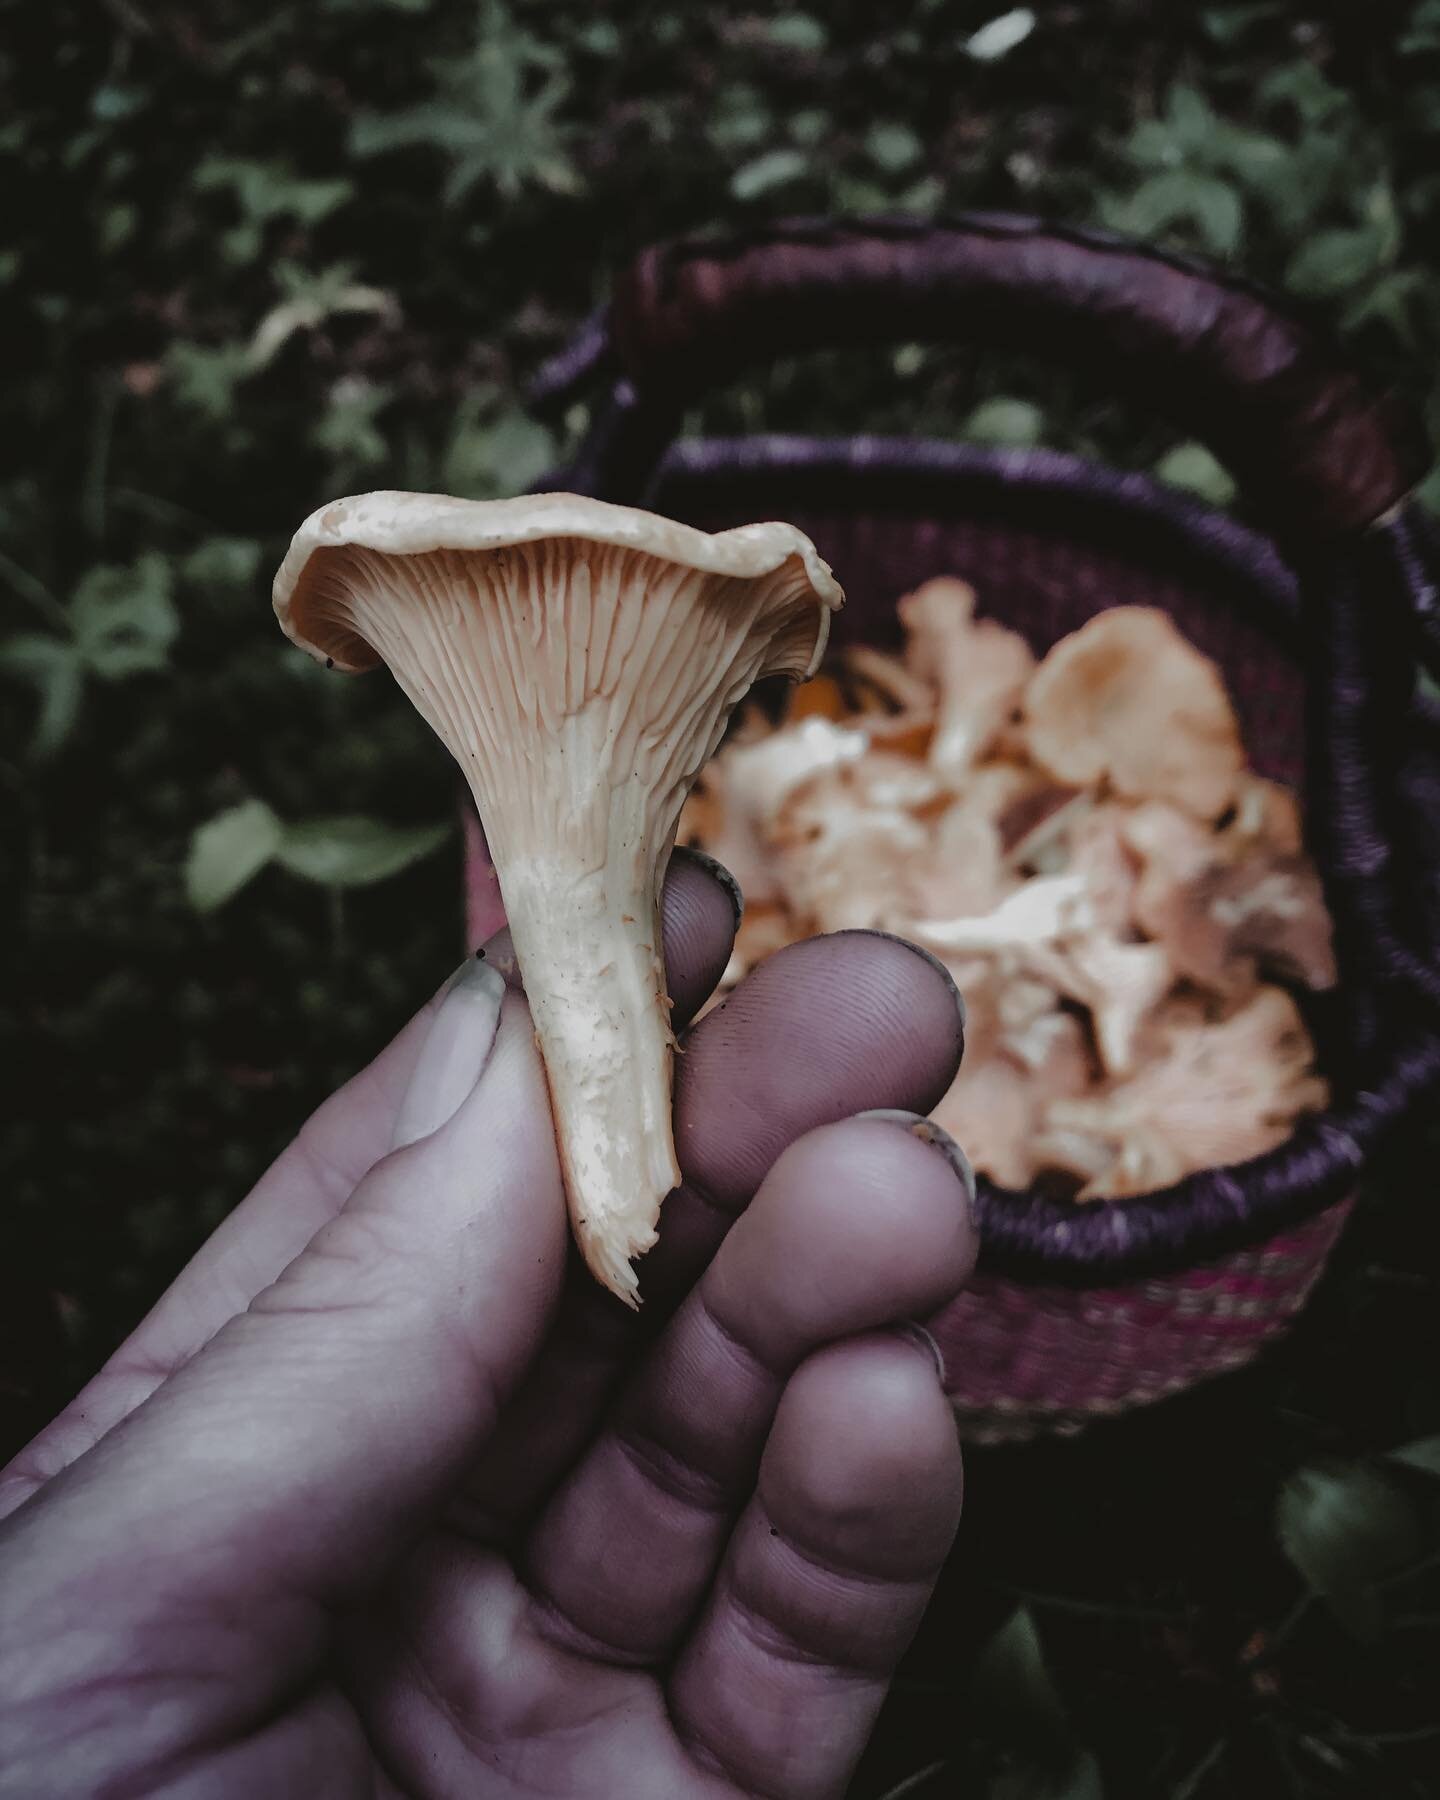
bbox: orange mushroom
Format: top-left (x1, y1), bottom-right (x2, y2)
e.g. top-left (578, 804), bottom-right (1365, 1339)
top-left (1023, 608), bottom-right (1245, 819)
top-left (1034, 988), bottom-right (1329, 1201)
top-left (897, 577), bottom-right (1036, 780)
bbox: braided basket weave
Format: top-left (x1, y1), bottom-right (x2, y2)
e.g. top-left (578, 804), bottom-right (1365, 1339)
top-left (465, 216), bottom-right (1440, 1443)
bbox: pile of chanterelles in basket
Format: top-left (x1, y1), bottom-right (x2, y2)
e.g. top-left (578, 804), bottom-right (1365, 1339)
top-left (679, 585), bottom-right (1337, 1201)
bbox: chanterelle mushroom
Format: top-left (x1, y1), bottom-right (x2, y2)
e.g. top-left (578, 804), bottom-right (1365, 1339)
top-left (1035, 988), bottom-right (1329, 1200)
top-left (897, 577), bottom-right (1036, 779)
top-left (1024, 607), bottom-right (1244, 819)
top-left (274, 490), bottom-right (841, 1304)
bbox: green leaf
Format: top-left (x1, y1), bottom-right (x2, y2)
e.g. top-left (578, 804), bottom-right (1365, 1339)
top-left (193, 158), bottom-right (354, 234)
top-left (1400, 0), bottom-right (1440, 53)
top-left (313, 378), bottom-right (392, 471)
top-left (1208, 121), bottom-right (1290, 189)
top-left (1386, 1434), bottom-right (1440, 1478)
top-left (0, 633), bottom-right (85, 758)
top-left (1164, 84), bottom-right (1217, 149)
top-left (864, 122), bottom-right (923, 174)
top-left (1155, 442), bottom-right (1237, 505)
top-left (275, 817), bottom-right (450, 889)
top-left (166, 341), bottom-right (253, 422)
top-left (1123, 118), bottom-right (1185, 173)
top-left (1258, 62), bottom-right (1350, 128)
top-left (709, 84), bottom-right (774, 152)
top-left (70, 553), bottom-right (179, 679)
top-left (971, 1609), bottom-right (1102, 1795)
top-left (993, 1753), bottom-right (1105, 1800)
top-left (788, 108), bottom-right (830, 147)
top-left (574, 19), bottom-right (621, 54)
top-left (1285, 226), bottom-right (1389, 298)
top-left (442, 397), bottom-right (556, 500)
top-left (963, 396), bottom-right (1045, 448)
top-left (182, 537), bottom-right (264, 591)
top-left (730, 147), bottom-right (809, 201)
top-left (1201, 3), bottom-right (1286, 47)
top-left (248, 262), bottom-right (396, 370)
top-left (763, 13), bottom-right (828, 52)
top-left (1117, 169), bottom-right (1244, 256)
top-left (1275, 1461), bottom-right (1423, 1641)
top-left (963, 8), bottom-right (1036, 61)
top-left (1341, 269), bottom-right (1425, 345)
top-left (350, 1), bottom-right (577, 204)
top-left (91, 83), bottom-right (144, 123)
top-left (971, 1609), bottom-right (1068, 1736)
top-left (186, 800), bottom-right (284, 912)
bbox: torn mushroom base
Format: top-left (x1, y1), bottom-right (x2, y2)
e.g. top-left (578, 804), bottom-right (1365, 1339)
top-left (678, 593), bottom-right (1334, 1202)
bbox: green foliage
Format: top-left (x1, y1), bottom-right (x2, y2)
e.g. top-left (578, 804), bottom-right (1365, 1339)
top-left (1387, 1433), bottom-right (1440, 1478)
top-left (440, 391), bottom-right (557, 498)
top-left (962, 396), bottom-right (1047, 450)
top-left (968, 1609), bottom-right (1104, 1797)
top-left (350, 0), bottom-right (579, 203)
top-left (1154, 442), bottom-right (1237, 506)
top-left (192, 158), bottom-right (355, 267)
top-left (1276, 1460), bottom-right (1422, 1641)
top-left (186, 801), bottom-right (450, 910)
top-left (730, 147), bottom-right (809, 202)
top-left (186, 799), bottom-right (287, 912)
top-left (1, 554), bottom-right (178, 756)
top-left (271, 814), bottom-right (451, 888)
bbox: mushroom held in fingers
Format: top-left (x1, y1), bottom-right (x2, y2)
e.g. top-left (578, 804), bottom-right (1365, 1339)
top-left (274, 490), bottom-right (841, 1304)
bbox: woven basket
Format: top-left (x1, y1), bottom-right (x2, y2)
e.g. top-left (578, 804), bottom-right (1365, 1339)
top-left (465, 215), bottom-right (1440, 1443)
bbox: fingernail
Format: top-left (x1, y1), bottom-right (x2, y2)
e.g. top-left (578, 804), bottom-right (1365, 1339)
top-left (674, 846), bottom-right (745, 930)
top-left (847, 929), bottom-right (967, 1033)
top-left (854, 1109), bottom-right (978, 1211)
top-left (895, 1322), bottom-right (949, 1390)
top-left (391, 954), bottom-right (506, 1150)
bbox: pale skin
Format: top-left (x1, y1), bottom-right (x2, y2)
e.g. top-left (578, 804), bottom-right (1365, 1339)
top-left (0, 853), bottom-right (975, 1799)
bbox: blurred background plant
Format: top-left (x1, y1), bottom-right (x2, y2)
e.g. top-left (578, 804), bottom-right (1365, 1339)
top-left (3, 2), bottom-right (1438, 1793)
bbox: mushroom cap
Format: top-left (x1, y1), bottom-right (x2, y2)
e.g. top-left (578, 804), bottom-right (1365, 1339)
top-left (274, 490), bottom-right (842, 676)
top-left (1023, 607), bottom-right (1245, 819)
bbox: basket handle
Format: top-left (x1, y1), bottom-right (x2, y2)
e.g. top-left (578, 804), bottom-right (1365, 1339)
top-left (580, 213), bottom-right (1428, 540)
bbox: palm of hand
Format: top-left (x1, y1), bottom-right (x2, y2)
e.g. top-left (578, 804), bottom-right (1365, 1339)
top-left (0, 860), bottom-right (972, 1800)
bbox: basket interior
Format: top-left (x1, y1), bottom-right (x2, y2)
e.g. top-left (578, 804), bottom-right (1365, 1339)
top-left (650, 441), bottom-right (1307, 789)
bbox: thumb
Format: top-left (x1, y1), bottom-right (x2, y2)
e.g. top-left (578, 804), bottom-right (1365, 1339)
top-left (0, 957), bottom-right (566, 1625)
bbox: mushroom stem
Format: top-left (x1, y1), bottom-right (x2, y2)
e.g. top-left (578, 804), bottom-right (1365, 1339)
top-left (498, 834), bottom-right (677, 1306)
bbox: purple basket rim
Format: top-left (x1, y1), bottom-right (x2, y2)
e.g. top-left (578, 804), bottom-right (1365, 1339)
top-left (654, 430), bottom-right (1300, 614)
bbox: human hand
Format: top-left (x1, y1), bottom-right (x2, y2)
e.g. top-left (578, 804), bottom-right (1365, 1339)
top-left (0, 852), bottom-right (975, 1799)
